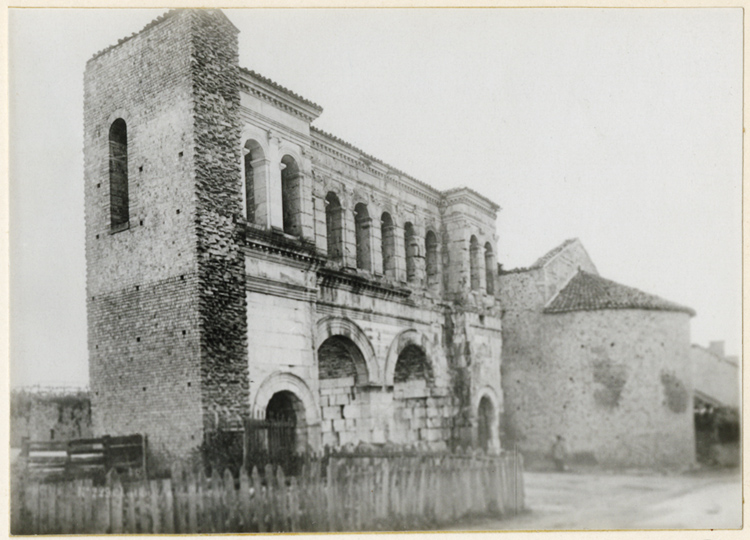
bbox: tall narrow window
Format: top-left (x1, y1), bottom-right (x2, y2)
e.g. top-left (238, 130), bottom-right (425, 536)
top-left (404, 222), bottom-right (417, 282)
top-left (470, 235), bottom-right (481, 291)
top-left (381, 212), bottom-right (396, 277)
top-left (354, 203), bottom-right (371, 271)
top-left (426, 230), bottom-right (439, 289)
top-left (281, 155), bottom-right (301, 236)
top-left (484, 242), bottom-right (495, 295)
top-left (325, 192), bottom-right (344, 261)
top-left (109, 119), bottom-right (129, 228)
top-left (243, 140), bottom-right (264, 223)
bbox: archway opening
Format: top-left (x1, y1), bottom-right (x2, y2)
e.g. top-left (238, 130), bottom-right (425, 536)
top-left (381, 212), bottom-right (396, 277)
top-left (325, 192), bottom-right (344, 261)
top-left (318, 335), bottom-right (369, 447)
top-left (354, 203), bottom-right (372, 271)
top-left (404, 222), bottom-right (417, 282)
top-left (243, 139), bottom-right (264, 223)
top-left (394, 344), bottom-right (433, 384)
top-left (469, 235), bottom-right (481, 291)
top-left (263, 390), bottom-right (305, 460)
top-left (477, 396), bottom-right (495, 452)
top-left (392, 343), bottom-right (441, 447)
top-left (281, 155), bottom-right (301, 236)
top-left (426, 230), bottom-right (439, 290)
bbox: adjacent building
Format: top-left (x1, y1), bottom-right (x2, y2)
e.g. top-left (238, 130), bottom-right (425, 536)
top-left (499, 239), bottom-right (696, 468)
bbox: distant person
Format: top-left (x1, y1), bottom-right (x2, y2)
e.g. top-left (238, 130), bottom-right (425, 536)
top-left (552, 435), bottom-right (568, 472)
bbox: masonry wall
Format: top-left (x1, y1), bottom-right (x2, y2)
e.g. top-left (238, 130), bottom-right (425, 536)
top-left (514, 309), bottom-right (694, 469)
top-left (85, 10), bottom-right (248, 458)
top-left (10, 391), bottom-right (93, 447)
top-left (85, 12), bottom-right (203, 457)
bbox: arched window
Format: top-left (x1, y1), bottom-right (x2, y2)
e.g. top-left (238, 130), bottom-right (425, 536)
top-left (469, 235), bottom-right (481, 291)
top-left (484, 242), bottom-right (495, 295)
top-left (354, 203), bottom-right (371, 271)
top-left (325, 192), bottom-right (344, 261)
top-left (281, 155), bottom-right (301, 236)
top-left (381, 212), bottom-right (396, 277)
top-left (243, 139), bottom-right (264, 223)
top-left (425, 230), bottom-right (439, 289)
top-left (109, 119), bottom-right (129, 228)
top-left (477, 396), bottom-right (495, 452)
top-left (404, 222), bottom-right (417, 282)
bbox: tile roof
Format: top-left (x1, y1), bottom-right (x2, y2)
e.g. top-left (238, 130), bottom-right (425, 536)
top-left (544, 270), bottom-right (695, 316)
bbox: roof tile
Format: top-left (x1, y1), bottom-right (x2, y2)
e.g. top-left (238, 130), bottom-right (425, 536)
top-left (544, 270), bottom-right (695, 316)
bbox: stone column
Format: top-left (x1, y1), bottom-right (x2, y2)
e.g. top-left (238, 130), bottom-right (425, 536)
top-left (266, 134), bottom-right (284, 231)
top-left (393, 222), bottom-right (407, 282)
top-left (412, 223), bottom-right (426, 287)
top-left (370, 210), bottom-right (383, 275)
top-left (342, 204), bottom-right (357, 269)
top-left (312, 188), bottom-right (328, 254)
top-left (296, 171), bottom-right (315, 241)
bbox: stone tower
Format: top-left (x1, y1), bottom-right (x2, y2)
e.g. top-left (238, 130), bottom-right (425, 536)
top-left (84, 10), bottom-right (249, 458)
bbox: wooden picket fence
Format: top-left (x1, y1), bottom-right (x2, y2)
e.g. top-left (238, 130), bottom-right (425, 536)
top-left (11, 452), bottom-right (524, 534)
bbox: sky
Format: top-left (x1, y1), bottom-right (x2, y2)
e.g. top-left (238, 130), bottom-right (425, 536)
top-left (8, 7), bottom-right (743, 388)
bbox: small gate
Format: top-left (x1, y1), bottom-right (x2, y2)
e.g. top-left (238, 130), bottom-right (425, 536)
top-left (245, 418), bottom-right (298, 474)
top-left (203, 418), bottom-right (299, 475)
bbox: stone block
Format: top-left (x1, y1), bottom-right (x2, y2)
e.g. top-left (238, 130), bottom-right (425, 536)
top-left (342, 404), bottom-right (361, 419)
top-left (322, 406), bottom-right (341, 420)
top-left (423, 428), bottom-right (442, 442)
top-left (332, 419), bottom-right (346, 432)
top-left (431, 386), bottom-right (450, 397)
top-left (426, 416), bottom-right (442, 429)
top-left (332, 394), bottom-right (349, 406)
top-left (322, 432), bottom-right (339, 448)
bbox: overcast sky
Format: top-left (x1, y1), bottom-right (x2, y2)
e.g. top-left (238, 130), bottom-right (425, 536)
top-left (9, 7), bottom-right (742, 388)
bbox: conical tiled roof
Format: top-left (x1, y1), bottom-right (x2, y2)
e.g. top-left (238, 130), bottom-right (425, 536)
top-left (544, 270), bottom-right (695, 316)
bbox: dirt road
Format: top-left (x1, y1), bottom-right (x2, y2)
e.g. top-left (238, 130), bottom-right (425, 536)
top-left (451, 468), bottom-right (742, 531)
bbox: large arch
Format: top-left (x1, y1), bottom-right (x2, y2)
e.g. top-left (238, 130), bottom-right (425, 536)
top-left (383, 329), bottom-right (445, 387)
top-left (252, 371), bottom-right (320, 426)
top-left (314, 316), bottom-right (379, 385)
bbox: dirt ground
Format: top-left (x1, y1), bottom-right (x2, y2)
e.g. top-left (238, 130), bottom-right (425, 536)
top-left (450, 467), bottom-right (743, 531)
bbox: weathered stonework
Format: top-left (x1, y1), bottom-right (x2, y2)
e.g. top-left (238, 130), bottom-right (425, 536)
top-left (499, 239), bottom-right (696, 468)
top-left (85, 9), bottom-right (504, 459)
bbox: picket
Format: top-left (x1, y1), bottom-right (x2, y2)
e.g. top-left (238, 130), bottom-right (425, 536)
top-left (251, 466), bottom-right (265, 533)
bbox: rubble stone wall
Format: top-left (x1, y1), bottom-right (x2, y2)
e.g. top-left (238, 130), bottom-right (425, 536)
top-left (514, 309), bottom-right (695, 468)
